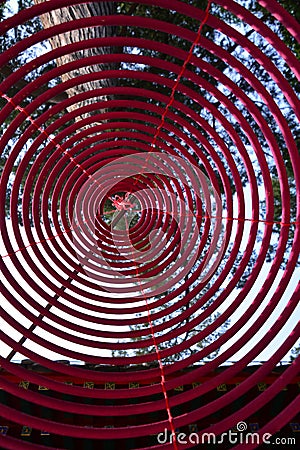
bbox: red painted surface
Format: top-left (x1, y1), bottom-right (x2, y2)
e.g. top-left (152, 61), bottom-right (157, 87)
top-left (0, 1), bottom-right (299, 448)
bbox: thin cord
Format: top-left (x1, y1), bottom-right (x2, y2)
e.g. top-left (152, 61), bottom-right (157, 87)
top-left (123, 213), bottom-right (179, 449)
top-left (149, 0), bottom-right (212, 151)
top-left (131, 0), bottom-right (212, 192)
top-left (125, 3), bottom-right (211, 448)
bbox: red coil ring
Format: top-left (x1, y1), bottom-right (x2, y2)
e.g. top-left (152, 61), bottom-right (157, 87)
top-left (0, 1), bottom-right (299, 449)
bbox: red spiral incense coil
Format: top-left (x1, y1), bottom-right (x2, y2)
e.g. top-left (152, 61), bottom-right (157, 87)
top-left (0, 1), bottom-right (299, 449)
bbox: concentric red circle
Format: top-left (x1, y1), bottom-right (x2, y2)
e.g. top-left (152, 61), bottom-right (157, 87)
top-left (0, 1), bottom-right (299, 449)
